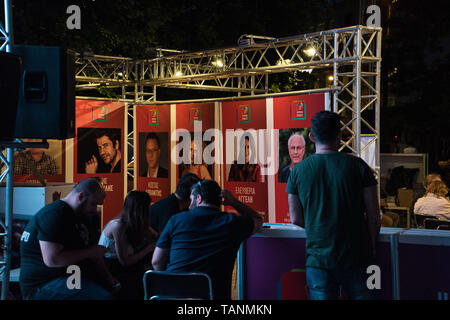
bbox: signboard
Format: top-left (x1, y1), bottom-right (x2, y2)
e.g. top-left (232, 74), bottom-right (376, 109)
top-left (273, 93), bottom-right (326, 223)
top-left (135, 105), bottom-right (171, 204)
top-left (222, 99), bottom-right (269, 222)
top-left (175, 102), bottom-right (215, 182)
top-left (73, 100), bottom-right (126, 227)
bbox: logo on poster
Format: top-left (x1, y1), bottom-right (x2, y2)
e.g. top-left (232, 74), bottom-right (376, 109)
top-left (92, 107), bottom-right (108, 121)
top-left (190, 108), bottom-right (202, 124)
top-left (237, 105), bottom-right (251, 123)
top-left (290, 100), bottom-right (306, 120)
top-left (149, 110), bottom-right (159, 126)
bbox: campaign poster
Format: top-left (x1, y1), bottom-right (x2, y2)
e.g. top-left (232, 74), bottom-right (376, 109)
top-left (222, 98), bottom-right (269, 222)
top-left (273, 93), bottom-right (326, 223)
top-left (135, 105), bottom-right (171, 204)
top-left (175, 102), bottom-right (215, 182)
top-left (74, 100), bottom-right (126, 227)
top-left (8, 139), bottom-right (66, 184)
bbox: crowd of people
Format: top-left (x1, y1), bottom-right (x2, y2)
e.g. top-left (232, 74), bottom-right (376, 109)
top-left (19, 173), bottom-right (262, 300)
top-left (16, 110), bottom-right (449, 301)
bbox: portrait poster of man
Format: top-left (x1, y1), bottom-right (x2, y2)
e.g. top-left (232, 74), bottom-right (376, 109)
top-left (76, 127), bottom-right (122, 174)
top-left (278, 128), bottom-right (314, 183)
top-left (139, 132), bottom-right (169, 178)
top-left (3, 139), bottom-right (65, 183)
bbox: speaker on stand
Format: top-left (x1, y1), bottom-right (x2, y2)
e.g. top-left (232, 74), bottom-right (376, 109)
top-left (0, 51), bottom-right (22, 140)
top-left (12, 45), bottom-right (76, 140)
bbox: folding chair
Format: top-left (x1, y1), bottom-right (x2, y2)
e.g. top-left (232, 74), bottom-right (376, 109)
top-left (424, 218), bottom-right (450, 230)
top-left (143, 270), bottom-right (213, 300)
top-left (415, 214), bottom-right (436, 228)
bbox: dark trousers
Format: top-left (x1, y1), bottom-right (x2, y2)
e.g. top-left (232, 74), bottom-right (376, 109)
top-left (306, 267), bottom-right (374, 300)
top-left (27, 277), bottom-right (112, 300)
top-left (105, 258), bottom-right (151, 300)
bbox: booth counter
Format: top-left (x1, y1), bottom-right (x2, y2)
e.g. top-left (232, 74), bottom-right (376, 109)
top-left (237, 224), bottom-right (450, 300)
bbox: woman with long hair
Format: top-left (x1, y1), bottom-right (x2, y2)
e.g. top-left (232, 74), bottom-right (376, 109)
top-left (99, 190), bottom-right (157, 299)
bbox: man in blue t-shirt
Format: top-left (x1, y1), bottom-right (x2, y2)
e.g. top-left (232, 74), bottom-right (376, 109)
top-left (286, 111), bottom-right (380, 300)
top-left (152, 180), bottom-right (263, 300)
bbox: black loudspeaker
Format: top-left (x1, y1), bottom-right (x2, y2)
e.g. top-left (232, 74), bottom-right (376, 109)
top-left (12, 45), bottom-right (76, 139)
top-left (0, 51), bottom-right (22, 140)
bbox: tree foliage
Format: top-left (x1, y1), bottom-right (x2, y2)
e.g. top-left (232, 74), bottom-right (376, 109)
top-left (8, 0), bottom-right (329, 57)
top-left (4, 0), bottom-right (448, 168)
top-left (381, 0), bottom-right (450, 168)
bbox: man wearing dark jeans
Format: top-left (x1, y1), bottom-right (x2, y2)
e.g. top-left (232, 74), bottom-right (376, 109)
top-left (286, 111), bottom-right (380, 300)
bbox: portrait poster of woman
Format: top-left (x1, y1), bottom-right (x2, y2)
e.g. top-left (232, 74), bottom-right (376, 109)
top-left (177, 132), bottom-right (213, 180)
top-left (226, 133), bottom-right (263, 183)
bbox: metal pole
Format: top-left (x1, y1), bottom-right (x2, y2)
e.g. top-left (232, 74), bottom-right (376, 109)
top-left (4, 0), bottom-right (13, 52)
top-left (333, 31), bottom-right (338, 112)
top-left (1, 0), bottom-right (14, 301)
top-left (1, 148), bottom-right (14, 300)
top-left (390, 232), bottom-right (401, 300)
top-left (355, 26), bottom-right (362, 157)
top-left (375, 29), bottom-right (382, 201)
top-left (236, 242), bottom-right (246, 300)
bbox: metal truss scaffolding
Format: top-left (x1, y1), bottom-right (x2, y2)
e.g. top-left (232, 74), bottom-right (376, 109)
top-left (0, 0), bottom-right (12, 52)
top-left (75, 25), bottom-right (382, 179)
